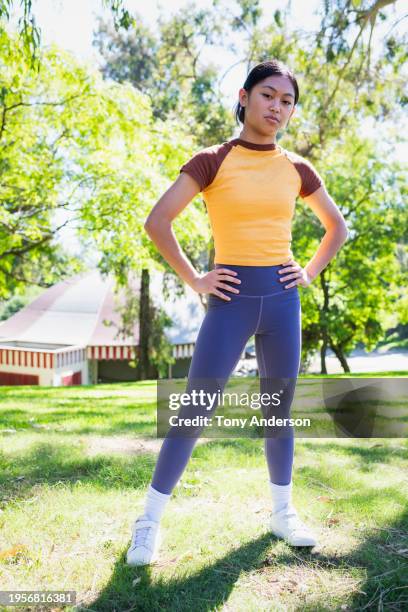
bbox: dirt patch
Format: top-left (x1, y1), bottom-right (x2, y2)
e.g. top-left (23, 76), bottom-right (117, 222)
top-left (83, 435), bottom-right (210, 457)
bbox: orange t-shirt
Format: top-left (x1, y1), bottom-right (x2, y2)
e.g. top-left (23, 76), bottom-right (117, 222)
top-left (179, 137), bottom-right (324, 266)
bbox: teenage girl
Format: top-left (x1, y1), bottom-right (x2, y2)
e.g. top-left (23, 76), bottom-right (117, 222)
top-left (127, 59), bottom-right (348, 565)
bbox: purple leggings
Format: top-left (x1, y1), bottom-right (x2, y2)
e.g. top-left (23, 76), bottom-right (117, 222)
top-left (151, 262), bottom-right (302, 494)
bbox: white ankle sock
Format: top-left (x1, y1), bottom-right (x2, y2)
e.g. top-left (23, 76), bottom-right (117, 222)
top-left (142, 484), bottom-right (171, 522)
top-left (269, 480), bottom-right (292, 514)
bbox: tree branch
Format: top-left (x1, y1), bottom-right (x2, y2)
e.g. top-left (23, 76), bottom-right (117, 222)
top-left (0, 89), bottom-right (95, 140)
top-left (0, 218), bottom-right (72, 257)
top-left (325, 0), bottom-right (397, 110)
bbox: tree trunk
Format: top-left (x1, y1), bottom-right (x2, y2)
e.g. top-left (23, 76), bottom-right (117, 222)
top-left (138, 268), bottom-right (151, 380)
top-left (205, 240), bottom-right (215, 311)
top-left (329, 342), bottom-right (350, 373)
top-left (320, 336), bottom-right (328, 374)
top-left (319, 269), bottom-right (330, 374)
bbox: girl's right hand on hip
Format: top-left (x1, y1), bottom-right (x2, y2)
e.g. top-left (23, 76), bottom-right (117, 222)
top-left (191, 268), bottom-right (241, 301)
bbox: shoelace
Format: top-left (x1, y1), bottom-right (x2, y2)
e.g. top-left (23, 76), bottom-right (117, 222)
top-left (130, 521), bottom-right (156, 550)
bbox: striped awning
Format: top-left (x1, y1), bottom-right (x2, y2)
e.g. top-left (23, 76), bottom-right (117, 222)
top-left (0, 343), bottom-right (194, 369)
top-left (172, 343), bottom-right (195, 359)
top-left (87, 346), bottom-right (137, 360)
top-left (0, 347), bottom-right (86, 369)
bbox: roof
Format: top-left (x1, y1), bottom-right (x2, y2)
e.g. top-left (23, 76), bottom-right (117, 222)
top-left (0, 270), bottom-right (137, 347)
top-left (0, 268), bottom-right (205, 348)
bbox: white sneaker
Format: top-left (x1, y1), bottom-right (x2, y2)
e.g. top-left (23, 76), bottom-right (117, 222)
top-left (269, 504), bottom-right (317, 547)
top-left (126, 514), bottom-right (162, 566)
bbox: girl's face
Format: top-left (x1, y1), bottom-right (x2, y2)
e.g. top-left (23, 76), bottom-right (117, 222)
top-left (239, 75), bottom-right (297, 134)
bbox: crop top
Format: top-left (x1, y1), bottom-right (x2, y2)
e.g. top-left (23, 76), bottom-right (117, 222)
top-left (179, 137), bottom-right (324, 266)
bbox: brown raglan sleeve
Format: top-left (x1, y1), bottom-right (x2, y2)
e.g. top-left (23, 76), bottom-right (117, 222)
top-left (296, 157), bottom-right (324, 198)
top-left (179, 148), bottom-right (216, 192)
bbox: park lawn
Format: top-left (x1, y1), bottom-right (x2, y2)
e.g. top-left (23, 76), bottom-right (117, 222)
top-left (0, 378), bottom-right (407, 612)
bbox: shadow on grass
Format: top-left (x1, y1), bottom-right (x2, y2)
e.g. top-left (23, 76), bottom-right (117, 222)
top-left (82, 510), bottom-right (408, 612)
top-left (0, 442), bottom-right (157, 505)
top-left (1, 438), bottom-right (406, 508)
top-left (299, 440), bottom-right (408, 466)
top-left (0, 434), bottom-right (407, 610)
top-left (0, 438), bottom-right (262, 507)
top-left (193, 437), bottom-right (408, 465)
top-left (0, 414), bottom-right (157, 435)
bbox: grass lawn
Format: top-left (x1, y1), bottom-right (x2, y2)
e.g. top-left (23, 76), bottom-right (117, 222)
top-left (0, 378), bottom-right (407, 611)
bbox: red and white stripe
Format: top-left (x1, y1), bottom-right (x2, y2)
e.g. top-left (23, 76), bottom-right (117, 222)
top-left (0, 347), bottom-right (87, 369)
top-left (0, 343), bottom-right (191, 368)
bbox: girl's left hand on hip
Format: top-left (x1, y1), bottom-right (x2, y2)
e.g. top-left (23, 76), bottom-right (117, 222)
top-left (278, 259), bottom-right (313, 289)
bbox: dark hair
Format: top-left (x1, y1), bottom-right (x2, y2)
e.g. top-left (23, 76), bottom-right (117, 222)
top-left (234, 59), bottom-right (299, 125)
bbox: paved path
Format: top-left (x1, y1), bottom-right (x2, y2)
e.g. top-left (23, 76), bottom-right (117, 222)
top-left (307, 348), bottom-right (408, 374)
top-left (235, 348), bottom-right (408, 375)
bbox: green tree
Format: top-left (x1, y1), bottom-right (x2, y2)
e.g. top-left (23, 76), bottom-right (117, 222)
top-left (296, 137), bottom-right (406, 372)
top-left (0, 27), bottom-right (211, 377)
top-left (94, 4), bottom-right (235, 148)
top-left (0, 27), bottom-right (86, 300)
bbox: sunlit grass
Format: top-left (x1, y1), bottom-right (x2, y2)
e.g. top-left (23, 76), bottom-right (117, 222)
top-left (0, 380), bottom-right (407, 611)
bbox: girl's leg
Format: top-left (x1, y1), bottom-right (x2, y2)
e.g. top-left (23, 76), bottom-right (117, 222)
top-left (127, 295), bottom-right (258, 566)
top-left (256, 289), bottom-right (316, 545)
top-left (151, 295), bottom-right (259, 495)
top-left (254, 289), bottom-right (301, 487)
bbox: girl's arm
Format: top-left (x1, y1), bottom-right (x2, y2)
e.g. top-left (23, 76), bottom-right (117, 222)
top-left (144, 172), bottom-right (202, 289)
top-left (301, 185), bottom-right (349, 281)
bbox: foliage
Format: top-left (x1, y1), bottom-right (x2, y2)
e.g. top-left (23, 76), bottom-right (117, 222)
top-left (93, 4), bottom-right (236, 148)
top-left (0, 26), bottom-right (87, 299)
